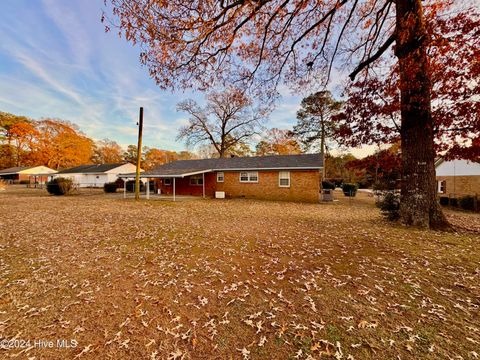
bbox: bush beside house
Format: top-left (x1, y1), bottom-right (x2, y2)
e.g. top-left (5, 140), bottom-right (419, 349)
top-left (459, 195), bottom-right (476, 211)
top-left (438, 194), bottom-right (478, 212)
top-left (342, 183), bottom-right (358, 197)
top-left (321, 180), bottom-right (336, 190)
top-left (379, 192), bottom-right (400, 221)
top-left (46, 177), bottom-right (74, 196)
top-left (104, 182), bottom-right (118, 193)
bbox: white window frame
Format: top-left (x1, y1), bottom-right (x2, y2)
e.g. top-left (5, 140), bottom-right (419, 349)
top-left (239, 171), bottom-right (258, 183)
top-left (190, 175), bottom-right (203, 186)
top-left (217, 171), bottom-right (224, 183)
top-left (437, 180), bottom-right (446, 194)
top-left (279, 171), bottom-right (290, 188)
top-left (164, 178), bottom-right (172, 186)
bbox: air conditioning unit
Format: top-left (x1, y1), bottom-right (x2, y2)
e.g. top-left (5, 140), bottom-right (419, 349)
top-left (215, 191), bottom-right (225, 199)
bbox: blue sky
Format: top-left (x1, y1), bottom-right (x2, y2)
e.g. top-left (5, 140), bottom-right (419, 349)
top-left (0, 0), bottom-right (373, 156)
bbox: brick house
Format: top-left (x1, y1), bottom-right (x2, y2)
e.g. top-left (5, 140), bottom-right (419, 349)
top-left (140, 154), bottom-right (323, 202)
top-left (435, 158), bottom-right (480, 197)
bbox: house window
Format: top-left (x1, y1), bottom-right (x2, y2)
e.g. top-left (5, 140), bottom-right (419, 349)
top-left (217, 172), bottom-right (224, 183)
top-left (239, 171), bottom-right (258, 183)
top-left (279, 171), bottom-right (290, 187)
top-left (190, 175), bottom-right (203, 186)
top-left (437, 180), bottom-right (446, 194)
top-left (164, 178), bottom-right (172, 186)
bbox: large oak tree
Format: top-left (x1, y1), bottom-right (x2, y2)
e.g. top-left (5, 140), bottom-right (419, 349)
top-left (106, 0), bottom-right (472, 228)
top-left (1, 114), bottom-right (94, 170)
top-left (92, 139), bottom-right (124, 164)
top-left (177, 88), bottom-right (263, 158)
top-left (336, 10), bottom-right (479, 160)
top-left (0, 112), bottom-right (32, 168)
top-left (31, 119), bottom-right (94, 169)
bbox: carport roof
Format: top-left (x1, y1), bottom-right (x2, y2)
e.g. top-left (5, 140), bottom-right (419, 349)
top-left (119, 153), bottom-right (323, 178)
top-left (0, 166), bottom-right (33, 175)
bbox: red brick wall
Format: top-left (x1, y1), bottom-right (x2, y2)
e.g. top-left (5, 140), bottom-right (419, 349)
top-left (216, 170), bottom-right (320, 202)
top-left (154, 170), bottom-right (320, 202)
top-left (436, 176), bottom-right (480, 197)
top-left (155, 173), bottom-right (216, 196)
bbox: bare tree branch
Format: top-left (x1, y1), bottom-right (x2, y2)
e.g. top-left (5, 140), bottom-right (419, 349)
top-left (349, 32), bottom-right (395, 80)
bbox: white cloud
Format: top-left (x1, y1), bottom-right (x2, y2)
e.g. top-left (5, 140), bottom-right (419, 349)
top-left (41, 0), bottom-right (92, 68)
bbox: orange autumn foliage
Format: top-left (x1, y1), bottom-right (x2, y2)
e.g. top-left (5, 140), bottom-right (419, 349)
top-left (30, 119), bottom-right (94, 170)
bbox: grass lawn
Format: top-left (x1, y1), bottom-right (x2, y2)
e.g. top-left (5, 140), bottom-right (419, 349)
top-left (0, 186), bottom-right (479, 359)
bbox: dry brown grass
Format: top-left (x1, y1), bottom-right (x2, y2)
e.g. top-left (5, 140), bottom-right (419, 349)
top-left (0, 186), bottom-right (479, 359)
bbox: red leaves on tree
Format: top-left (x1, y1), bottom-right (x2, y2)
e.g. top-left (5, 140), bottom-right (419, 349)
top-left (335, 9), bottom-right (479, 161)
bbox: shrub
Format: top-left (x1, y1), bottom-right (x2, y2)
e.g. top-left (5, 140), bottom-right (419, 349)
top-left (459, 195), bottom-right (476, 211)
top-left (328, 178), bottom-right (343, 188)
top-left (373, 179), bottom-right (398, 192)
top-left (46, 177), bottom-right (74, 196)
top-left (439, 196), bottom-right (449, 206)
top-left (126, 180), bottom-right (145, 192)
top-left (342, 183), bottom-right (358, 197)
top-left (357, 179), bottom-right (371, 189)
top-left (449, 198), bottom-right (458, 207)
top-left (379, 191), bottom-right (400, 221)
top-left (104, 182), bottom-right (118, 193)
top-left (322, 180), bottom-right (336, 190)
top-left (19, 179), bottom-right (30, 185)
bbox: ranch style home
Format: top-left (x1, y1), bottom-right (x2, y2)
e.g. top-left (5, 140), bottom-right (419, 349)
top-left (54, 163), bottom-right (139, 188)
top-left (135, 154), bottom-right (323, 203)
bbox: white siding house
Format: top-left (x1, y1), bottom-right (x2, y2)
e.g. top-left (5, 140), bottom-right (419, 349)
top-left (54, 163), bottom-right (140, 188)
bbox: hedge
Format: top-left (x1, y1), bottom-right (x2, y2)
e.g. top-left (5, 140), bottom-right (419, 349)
top-left (46, 177), bottom-right (74, 195)
top-left (342, 183), bottom-right (358, 197)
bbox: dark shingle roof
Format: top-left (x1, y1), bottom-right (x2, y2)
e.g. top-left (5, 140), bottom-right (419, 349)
top-left (57, 163), bottom-right (128, 174)
top-left (0, 166), bottom-right (34, 174)
top-left (144, 154), bottom-right (322, 177)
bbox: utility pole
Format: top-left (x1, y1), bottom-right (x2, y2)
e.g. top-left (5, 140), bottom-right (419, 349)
top-left (135, 107), bottom-right (143, 201)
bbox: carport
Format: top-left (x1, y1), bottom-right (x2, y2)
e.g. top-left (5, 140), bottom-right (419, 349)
top-left (118, 168), bottom-right (211, 201)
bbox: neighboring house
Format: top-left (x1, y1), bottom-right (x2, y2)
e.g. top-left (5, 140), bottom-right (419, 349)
top-left (0, 166), bottom-right (57, 184)
top-left (138, 154), bottom-right (323, 202)
top-left (54, 163), bottom-right (139, 188)
top-left (435, 158), bottom-right (480, 196)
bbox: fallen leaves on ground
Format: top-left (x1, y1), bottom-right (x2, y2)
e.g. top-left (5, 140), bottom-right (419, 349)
top-left (0, 187), bottom-right (479, 359)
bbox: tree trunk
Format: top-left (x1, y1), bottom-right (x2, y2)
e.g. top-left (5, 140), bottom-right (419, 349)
top-left (395, 0), bottom-right (449, 229)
